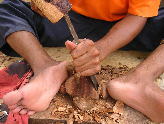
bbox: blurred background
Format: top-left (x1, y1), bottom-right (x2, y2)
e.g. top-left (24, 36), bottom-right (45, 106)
top-left (0, 0), bottom-right (164, 5)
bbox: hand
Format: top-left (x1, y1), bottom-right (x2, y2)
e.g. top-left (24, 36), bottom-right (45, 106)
top-left (65, 39), bottom-right (101, 76)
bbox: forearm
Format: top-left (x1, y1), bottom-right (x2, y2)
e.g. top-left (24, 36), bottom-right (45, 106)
top-left (6, 31), bottom-right (57, 74)
top-left (96, 14), bottom-right (147, 61)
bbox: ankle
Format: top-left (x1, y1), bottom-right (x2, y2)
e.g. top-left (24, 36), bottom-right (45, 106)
top-left (32, 58), bottom-right (59, 75)
top-left (145, 84), bottom-right (164, 103)
top-left (144, 85), bottom-right (164, 122)
top-left (132, 66), bottom-right (157, 81)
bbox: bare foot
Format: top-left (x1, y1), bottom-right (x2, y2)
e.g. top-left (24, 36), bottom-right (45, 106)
top-left (3, 61), bottom-right (68, 115)
top-left (107, 70), bottom-right (164, 122)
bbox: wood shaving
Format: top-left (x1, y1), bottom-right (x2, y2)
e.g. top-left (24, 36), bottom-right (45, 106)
top-left (51, 65), bottom-right (130, 123)
top-left (113, 101), bottom-right (124, 115)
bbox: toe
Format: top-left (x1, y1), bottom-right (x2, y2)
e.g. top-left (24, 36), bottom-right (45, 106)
top-left (27, 111), bottom-right (35, 116)
top-left (19, 109), bottom-right (28, 115)
top-left (12, 106), bottom-right (24, 113)
top-left (3, 90), bottom-right (23, 106)
top-left (8, 104), bottom-right (18, 110)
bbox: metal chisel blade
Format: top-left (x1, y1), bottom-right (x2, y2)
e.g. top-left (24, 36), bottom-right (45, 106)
top-left (90, 75), bottom-right (99, 91)
top-left (64, 14), bottom-right (79, 44)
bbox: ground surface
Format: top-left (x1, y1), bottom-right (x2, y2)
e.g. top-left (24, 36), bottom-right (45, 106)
top-left (0, 0), bottom-right (163, 124)
top-left (0, 48), bottom-right (164, 124)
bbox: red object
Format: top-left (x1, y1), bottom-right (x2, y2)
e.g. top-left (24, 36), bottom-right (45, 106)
top-left (0, 61), bottom-right (32, 124)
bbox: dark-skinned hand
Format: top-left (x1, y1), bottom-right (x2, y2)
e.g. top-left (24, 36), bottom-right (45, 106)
top-left (65, 39), bottom-right (101, 76)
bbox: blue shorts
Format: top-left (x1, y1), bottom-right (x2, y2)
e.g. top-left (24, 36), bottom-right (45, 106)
top-left (0, 0), bottom-right (164, 56)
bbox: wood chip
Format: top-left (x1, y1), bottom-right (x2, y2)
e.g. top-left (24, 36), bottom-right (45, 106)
top-left (113, 101), bottom-right (124, 115)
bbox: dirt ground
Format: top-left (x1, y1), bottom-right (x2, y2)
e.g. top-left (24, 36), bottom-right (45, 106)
top-left (0, 0), bottom-right (163, 124)
top-left (0, 48), bottom-right (164, 124)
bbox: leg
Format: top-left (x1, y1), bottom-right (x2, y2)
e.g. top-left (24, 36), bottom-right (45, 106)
top-left (107, 8), bottom-right (164, 122)
top-left (0, 0), bottom-right (68, 115)
top-left (0, 0), bottom-right (115, 115)
top-left (108, 44), bottom-right (164, 122)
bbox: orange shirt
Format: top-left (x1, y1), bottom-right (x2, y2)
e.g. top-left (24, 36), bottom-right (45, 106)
top-left (69, 0), bottom-right (160, 21)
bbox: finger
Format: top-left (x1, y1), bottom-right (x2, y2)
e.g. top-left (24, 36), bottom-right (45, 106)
top-left (78, 38), bottom-right (87, 42)
top-left (19, 109), bottom-right (28, 115)
top-left (65, 40), bottom-right (77, 51)
top-left (75, 57), bottom-right (100, 73)
top-left (28, 111), bottom-right (35, 116)
top-left (12, 106), bottom-right (24, 113)
top-left (72, 38), bottom-right (87, 43)
top-left (71, 39), bottom-right (94, 59)
top-left (73, 47), bottom-right (100, 67)
top-left (80, 66), bottom-right (101, 76)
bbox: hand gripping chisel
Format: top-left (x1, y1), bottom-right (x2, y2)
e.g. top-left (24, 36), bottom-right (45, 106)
top-left (64, 14), bottom-right (99, 91)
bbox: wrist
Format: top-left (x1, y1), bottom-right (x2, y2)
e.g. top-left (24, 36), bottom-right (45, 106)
top-left (95, 39), bottom-right (111, 61)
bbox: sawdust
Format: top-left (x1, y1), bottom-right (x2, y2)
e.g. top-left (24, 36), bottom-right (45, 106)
top-left (51, 65), bottom-right (130, 124)
top-left (113, 101), bottom-right (124, 115)
top-left (0, 49), bottom-right (159, 123)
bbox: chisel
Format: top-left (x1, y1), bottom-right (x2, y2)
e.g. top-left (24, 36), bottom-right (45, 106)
top-left (64, 14), bottom-right (99, 91)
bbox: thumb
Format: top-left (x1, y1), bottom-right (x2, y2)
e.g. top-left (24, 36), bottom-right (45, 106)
top-left (65, 40), bottom-right (77, 51)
